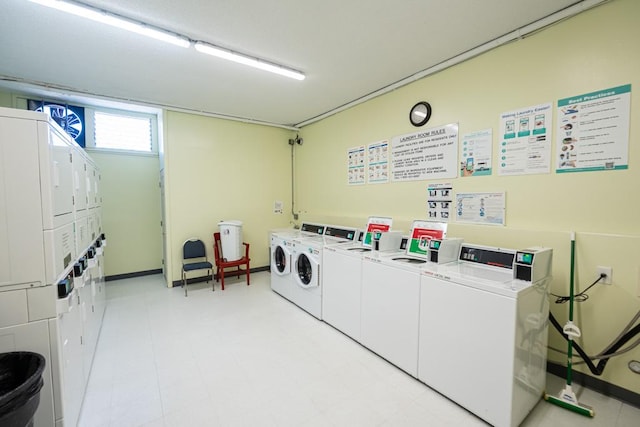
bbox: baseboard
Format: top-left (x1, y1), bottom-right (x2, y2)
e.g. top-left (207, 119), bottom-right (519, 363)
top-left (105, 269), bottom-right (163, 282)
top-left (171, 265), bottom-right (270, 288)
top-left (547, 361), bottom-right (640, 408)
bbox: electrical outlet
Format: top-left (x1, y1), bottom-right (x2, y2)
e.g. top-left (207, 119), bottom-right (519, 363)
top-left (596, 266), bottom-right (612, 285)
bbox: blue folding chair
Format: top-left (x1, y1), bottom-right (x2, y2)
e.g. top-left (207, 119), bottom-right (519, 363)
top-left (182, 238), bottom-right (213, 296)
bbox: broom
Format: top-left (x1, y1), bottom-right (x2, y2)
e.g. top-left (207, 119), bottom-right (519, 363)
top-left (544, 232), bottom-right (594, 417)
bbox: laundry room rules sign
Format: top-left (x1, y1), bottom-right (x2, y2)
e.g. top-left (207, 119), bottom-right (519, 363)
top-left (391, 123), bottom-right (459, 181)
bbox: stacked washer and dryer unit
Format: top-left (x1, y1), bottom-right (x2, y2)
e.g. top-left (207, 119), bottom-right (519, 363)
top-left (0, 107), bottom-right (107, 426)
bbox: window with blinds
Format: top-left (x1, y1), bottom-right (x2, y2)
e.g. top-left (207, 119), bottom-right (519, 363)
top-left (93, 111), bottom-right (155, 152)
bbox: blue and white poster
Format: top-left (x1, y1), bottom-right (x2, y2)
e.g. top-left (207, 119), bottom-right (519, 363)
top-left (367, 140), bottom-right (389, 184)
top-left (460, 128), bottom-right (492, 177)
top-left (347, 145), bottom-right (366, 185)
top-left (498, 103), bottom-right (552, 176)
top-left (455, 192), bottom-right (505, 226)
top-left (556, 84), bottom-right (631, 173)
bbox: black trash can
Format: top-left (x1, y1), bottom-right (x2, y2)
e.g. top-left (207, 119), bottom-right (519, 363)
top-left (0, 352), bottom-right (46, 427)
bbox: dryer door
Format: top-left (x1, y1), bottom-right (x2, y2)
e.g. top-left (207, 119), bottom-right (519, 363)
top-left (271, 244), bottom-right (291, 275)
top-left (294, 252), bottom-right (319, 288)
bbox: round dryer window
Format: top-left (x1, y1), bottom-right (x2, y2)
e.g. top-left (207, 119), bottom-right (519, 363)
top-left (296, 255), bottom-right (313, 285)
top-left (274, 246), bottom-right (287, 273)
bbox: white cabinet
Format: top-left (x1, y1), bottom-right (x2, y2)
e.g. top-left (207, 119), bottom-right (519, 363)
top-left (0, 106), bottom-right (106, 427)
top-left (0, 115), bottom-right (46, 289)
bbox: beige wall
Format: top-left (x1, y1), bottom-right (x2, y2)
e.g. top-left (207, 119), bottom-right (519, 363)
top-left (90, 151), bottom-right (162, 276)
top-left (163, 111), bottom-right (293, 285)
top-left (0, 92), bottom-right (163, 277)
top-left (296, 0), bottom-right (640, 395)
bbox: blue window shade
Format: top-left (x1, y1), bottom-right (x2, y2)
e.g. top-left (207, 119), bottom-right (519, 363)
top-left (28, 99), bottom-right (86, 147)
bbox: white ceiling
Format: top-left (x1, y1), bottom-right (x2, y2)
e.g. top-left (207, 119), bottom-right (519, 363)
top-left (0, 0), bottom-right (601, 128)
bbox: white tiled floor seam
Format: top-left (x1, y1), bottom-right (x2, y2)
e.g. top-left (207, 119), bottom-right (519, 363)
top-left (77, 272), bottom-right (640, 427)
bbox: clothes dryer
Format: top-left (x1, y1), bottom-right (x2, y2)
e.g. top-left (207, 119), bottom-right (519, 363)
top-left (418, 245), bottom-right (552, 427)
top-left (269, 223), bottom-right (325, 300)
top-left (291, 237), bottom-right (323, 319)
top-left (360, 220), bottom-right (448, 377)
top-left (289, 225), bottom-right (358, 319)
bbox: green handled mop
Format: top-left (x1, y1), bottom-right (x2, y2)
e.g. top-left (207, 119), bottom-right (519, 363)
top-left (544, 232), bottom-right (595, 417)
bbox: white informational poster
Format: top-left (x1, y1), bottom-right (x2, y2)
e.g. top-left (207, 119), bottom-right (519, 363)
top-left (391, 123), bottom-right (459, 182)
top-left (498, 103), bottom-right (552, 176)
top-left (347, 145), bottom-right (365, 185)
top-left (427, 183), bottom-right (453, 222)
top-left (556, 84), bottom-right (631, 173)
top-left (460, 128), bottom-right (492, 177)
top-left (455, 192), bottom-right (505, 226)
top-left (367, 140), bottom-right (389, 184)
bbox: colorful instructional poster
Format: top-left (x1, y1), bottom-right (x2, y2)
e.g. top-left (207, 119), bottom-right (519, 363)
top-left (427, 183), bottom-right (453, 222)
top-left (347, 145), bottom-right (365, 185)
top-left (460, 128), bottom-right (492, 177)
top-left (367, 140), bottom-right (389, 183)
top-left (391, 123), bottom-right (459, 181)
top-left (455, 192), bottom-right (505, 226)
top-left (556, 84), bottom-right (631, 173)
top-left (498, 103), bottom-right (552, 176)
top-left (407, 220), bottom-right (447, 257)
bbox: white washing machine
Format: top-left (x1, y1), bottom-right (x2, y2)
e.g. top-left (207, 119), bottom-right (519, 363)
top-left (269, 223), bottom-right (325, 301)
top-left (322, 229), bottom-right (407, 342)
top-left (418, 245), bottom-right (552, 427)
top-left (289, 225), bottom-right (358, 319)
top-left (360, 220), bottom-right (448, 377)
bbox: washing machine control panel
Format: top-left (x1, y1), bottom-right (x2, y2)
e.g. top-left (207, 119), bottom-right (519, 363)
top-left (458, 244), bottom-right (515, 270)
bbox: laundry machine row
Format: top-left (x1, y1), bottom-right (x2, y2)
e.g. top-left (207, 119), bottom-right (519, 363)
top-left (321, 216), bottom-right (553, 427)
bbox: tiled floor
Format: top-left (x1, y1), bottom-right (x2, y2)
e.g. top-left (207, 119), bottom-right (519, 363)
top-left (78, 272), bottom-right (639, 427)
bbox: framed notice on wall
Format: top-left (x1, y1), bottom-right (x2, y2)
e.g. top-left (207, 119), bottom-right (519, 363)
top-left (347, 145), bottom-right (365, 185)
top-left (455, 192), bottom-right (505, 226)
top-left (498, 103), bottom-right (552, 176)
top-left (367, 140), bottom-right (389, 184)
top-left (391, 123), bottom-right (459, 182)
top-left (556, 84), bottom-right (631, 173)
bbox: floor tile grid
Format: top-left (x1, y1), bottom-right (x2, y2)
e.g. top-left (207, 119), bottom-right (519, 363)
top-left (77, 273), bottom-right (640, 427)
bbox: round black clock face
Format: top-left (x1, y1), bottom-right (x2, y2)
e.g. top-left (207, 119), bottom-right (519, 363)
top-left (409, 101), bottom-right (432, 127)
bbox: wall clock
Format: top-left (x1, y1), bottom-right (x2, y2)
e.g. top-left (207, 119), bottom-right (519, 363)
top-left (409, 101), bottom-right (432, 127)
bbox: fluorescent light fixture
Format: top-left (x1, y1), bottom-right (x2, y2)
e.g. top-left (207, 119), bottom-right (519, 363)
top-left (28, 0), bottom-right (190, 48)
top-left (195, 42), bottom-right (305, 81)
